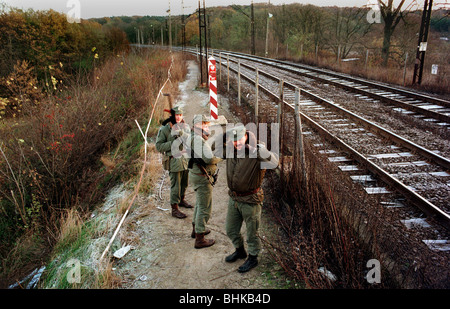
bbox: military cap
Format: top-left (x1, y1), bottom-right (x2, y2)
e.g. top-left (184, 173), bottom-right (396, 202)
top-left (226, 124), bottom-right (246, 141)
top-left (172, 106), bottom-right (183, 115)
top-left (193, 114), bottom-right (211, 125)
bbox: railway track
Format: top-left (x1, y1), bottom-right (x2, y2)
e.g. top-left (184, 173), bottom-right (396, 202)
top-left (137, 45), bottom-right (450, 252)
top-left (217, 50), bottom-right (450, 126)
top-left (185, 48), bottom-right (450, 251)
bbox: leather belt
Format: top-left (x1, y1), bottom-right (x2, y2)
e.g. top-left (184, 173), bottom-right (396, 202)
top-left (231, 187), bottom-right (261, 197)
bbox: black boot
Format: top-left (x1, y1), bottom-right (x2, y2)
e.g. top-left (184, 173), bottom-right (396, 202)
top-left (238, 255), bottom-right (258, 273)
top-left (225, 247), bottom-right (247, 263)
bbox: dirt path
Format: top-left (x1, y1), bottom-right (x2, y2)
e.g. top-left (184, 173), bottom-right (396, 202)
top-left (115, 60), bottom-right (281, 289)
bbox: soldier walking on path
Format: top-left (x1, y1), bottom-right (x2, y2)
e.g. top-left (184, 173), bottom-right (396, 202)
top-left (155, 106), bottom-right (193, 219)
top-left (224, 124), bottom-right (279, 272)
top-left (189, 115), bottom-right (222, 249)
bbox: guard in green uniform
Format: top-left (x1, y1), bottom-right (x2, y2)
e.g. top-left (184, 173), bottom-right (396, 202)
top-left (155, 106), bottom-right (192, 219)
top-left (189, 115), bottom-right (222, 249)
top-left (224, 124), bottom-right (279, 272)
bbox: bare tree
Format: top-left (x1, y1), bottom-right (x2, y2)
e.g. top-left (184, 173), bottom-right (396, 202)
top-left (379, 0), bottom-right (418, 66)
top-left (325, 7), bottom-right (372, 60)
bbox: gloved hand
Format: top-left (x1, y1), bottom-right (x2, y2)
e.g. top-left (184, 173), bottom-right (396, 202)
top-left (162, 108), bottom-right (176, 126)
top-left (245, 131), bottom-right (258, 152)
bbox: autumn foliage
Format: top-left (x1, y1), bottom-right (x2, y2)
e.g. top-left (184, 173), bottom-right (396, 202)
top-left (0, 8), bottom-right (129, 118)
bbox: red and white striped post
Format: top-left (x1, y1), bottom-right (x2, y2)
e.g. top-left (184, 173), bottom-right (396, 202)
top-left (208, 56), bottom-right (218, 120)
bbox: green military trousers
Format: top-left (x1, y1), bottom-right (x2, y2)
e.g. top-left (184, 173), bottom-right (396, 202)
top-left (226, 198), bottom-right (262, 256)
top-left (169, 170), bottom-right (189, 205)
top-left (189, 172), bottom-right (213, 234)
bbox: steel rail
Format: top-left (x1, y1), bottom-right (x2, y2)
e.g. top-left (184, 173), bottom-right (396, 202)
top-left (217, 50), bottom-right (450, 124)
top-left (223, 55), bottom-right (450, 170)
top-left (218, 49), bottom-right (450, 108)
top-left (220, 54), bottom-right (450, 231)
top-left (178, 47), bottom-right (450, 230)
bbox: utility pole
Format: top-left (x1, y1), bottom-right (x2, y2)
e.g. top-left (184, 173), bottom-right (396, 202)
top-left (251, 1), bottom-right (255, 55)
top-left (198, 0), bottom-right (208, 85)
top-left (151, 24), bottom-right (154, 44)
top-left (181, 16), bottom-right (186, 49)
top-left (182, 0), bottom-right (186, 50)
top-left (168, 0), bottom-right (172, 51)
top-left (198, 0), bottom-right (203, 84)
top-left (264, 0), bottom-right (270, 57)
top-left (181, 1), bottom-right (192, 51)
top-left (203, 0), bottom-right (208, 79)
top-left (413, 0), bottom-right (433, 85)
top-left (265, 7), bottom-right (273, 57)
top-left (208, 15), bottom-right (211, 49)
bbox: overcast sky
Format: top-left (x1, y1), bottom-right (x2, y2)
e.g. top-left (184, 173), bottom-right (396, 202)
top-left (4, 0), bottom-right (376, 18)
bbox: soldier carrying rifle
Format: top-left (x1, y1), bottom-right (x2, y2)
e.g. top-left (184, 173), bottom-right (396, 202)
top-left (188, 115), bottom-right (222, 249)
top-left (155, 105), bottom-right (193, 219)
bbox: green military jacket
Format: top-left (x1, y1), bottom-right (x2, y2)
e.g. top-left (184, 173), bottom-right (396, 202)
top-left (155, 122), bottom-right (189, 173)
top-left (226, 142), bottom-right (279, 204)
top-left (189, 130), bottom-right (222, 176)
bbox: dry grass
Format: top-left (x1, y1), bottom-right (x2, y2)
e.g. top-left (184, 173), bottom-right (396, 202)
top-left (285, 48), bottom-right (449, 97)
top-left (58, 208), bottom-right (83, 246)
top-left (93, 261), bottom-right (121, 289)
top-left (137, 143), bottom-right (164, 195)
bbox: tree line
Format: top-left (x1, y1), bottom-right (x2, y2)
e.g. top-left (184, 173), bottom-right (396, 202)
top-left (95, 2), bottom-right (448, 70)
top-left (0, 7), bottom-right (129, 77)
top-left (0, 7), bottom-right (129, 118)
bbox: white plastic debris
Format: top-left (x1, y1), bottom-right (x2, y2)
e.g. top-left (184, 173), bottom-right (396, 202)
top-left (139, 275), bottom-right (148, 281)
top-left (113, 245), bottom-right (132, 259)
top-left (26, 266), bottom-right (46, 289)
top-left (8, 265), bottom-right (46, 289)
top-left (422, 240), bottom-right (450, 252)
top-left (318, 267), bottom-right (337, 282)
top-left (156, 206), bottom-right (170, 212)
